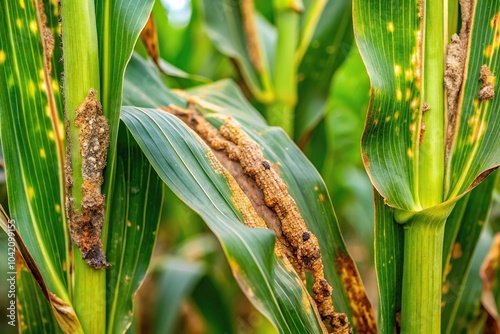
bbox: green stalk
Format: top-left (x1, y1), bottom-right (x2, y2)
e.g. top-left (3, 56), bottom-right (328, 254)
top-left (401, 218), bottom-right (446, 333)
top-left (61, 1), bottom-right (105, 333)
top-left (294, 0), bottom-right (326, 66)
top-left (268, 0), bottom-right (302, 137)
top-left (418, 0), bottom-right (446, 208)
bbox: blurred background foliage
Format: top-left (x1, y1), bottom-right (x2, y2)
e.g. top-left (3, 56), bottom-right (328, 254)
top-left (1, 0), bottom-right (499, 333)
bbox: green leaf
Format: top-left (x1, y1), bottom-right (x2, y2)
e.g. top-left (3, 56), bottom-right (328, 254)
top-left (0, 0), bottom-right (70, 303)
top-left (451, 229), bottom-right (494, 333)
top-left (295, 0), bottom-right (353, 141)
top-left (121, 106), bottom-right (326, 333)
top-left (153, 258), bottom-right (206, 334)
top-left (353, 0), bottom-right (422, 210)
top-left (441, 170), bottom-right (499, 332)
top-left (105, 123), bottom-right (163, 334)
top-left (445, 2), bottom-right (500, 199)
top-left (200, 0), bottom-right (275, 101)
top-left (17, 264), bottom-right (60, 334)
top-left (185, 81), bottom-right (376, 331)
top-left (374, 189), bottom-right (403, 333)
top-left (94, 0), bottom-right (155, 202)
top-left (123, 53), bottom-right (187, 108)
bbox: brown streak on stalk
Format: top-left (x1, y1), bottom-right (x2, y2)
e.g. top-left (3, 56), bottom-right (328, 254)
top-left (162, 105), bottom-right (351, 333)
top-left (444, 0), bottom-right (474, 161)
top-left (66, 90), bottom-right (109, 269)
top-left (241, 0), bottom-right (263, 72)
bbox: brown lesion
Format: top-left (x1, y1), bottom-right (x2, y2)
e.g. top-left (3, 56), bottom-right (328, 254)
top-left (66, 90), bottom-right (110, 269)
top-left (162, 105), bottom-right (352, 333)
top-left (478, 64), bottom-right (495, 101)
top-left (444, 0), bottom-right (474, 159)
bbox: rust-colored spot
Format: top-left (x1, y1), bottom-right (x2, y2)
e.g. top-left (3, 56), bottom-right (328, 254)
top-left (66, 90), bottom-right (110, 269)
top-left (140, 13), bottom-right (159, 65)
top-left (335, 253), bottom-right (377, 333)
top-left (452, 242), bottom-right (463, 259)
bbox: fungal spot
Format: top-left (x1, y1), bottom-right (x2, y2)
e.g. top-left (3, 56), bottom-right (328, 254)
top-left (28, 187), bottom-right (34, 200)
top-left (127, 220), bottom-right (131, 227)
top-left (394, 65), bottom-right (401, 76)
top-left (29, 20), bottom-right (37, 33)
top-left (55, 204), bottom-right (61, 213)
top-left (478, 64), bottom-right (495, 100)
top-left (319, 193), bottom-right (324, 202)
top-left (0, 51), bottom-right (5, 64)
top-left (48, 130), bottom-right (55, 141)
top-left (452, 242), bottom-right (463, 259)
top-left (66, 90), bottom-right (110, 269)
top-left (396, 89), bottom-right (402, 100)
top-left (385, 116), bottom-right (391, 122)
top-left (407, 148), bottom-right (414, 158)
top-left (28, 80), bottom-right (36, 96)
top-left (484, 45), bottom-right (493, 58)
top-left (136, 225), bottom-right (140, 230)
top-left (394, 111), bottom-right (400, 119)
top-left (20, 0), bottom-right (25, 9)
top-left (40, 149), bottom-right (46, 158)
top-left (16, 19), bottom-right (22, 29)
top-left (387, 22), bottom-right (394, 32)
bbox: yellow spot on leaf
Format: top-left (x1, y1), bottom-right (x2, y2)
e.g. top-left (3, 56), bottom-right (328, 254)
top-left (20, 0), bottom-right (25, 9)
top-left (385, 116), bottom-right (391, 122)
top-left (405, 69), bottom-right (414, 81)
top-left (39, 81), bottom-right (47, 92)
top-left (57, 121), bottom-right (64, 140)
top-left (314, 186), bottom-right (318, 191)
top-left (28, 187), bottom-right (34, 200)
top-left (409, 123), bottom-right (417, 133)
top-left (410, 98), bottom-right (419, 109)
top-left (29, 80), bottom-right (36, 96)
top-left (127, 220), bottom-right (131, 227)
top-left (136, 225), bottom-right (140, 230)
top-left (0, 51), bottom-right (5, 64)
top-left (405, 88), bottom-right (412, 100)
top-left (16, 19), bottom-right (22, 29)
top-left (485, 45), bottom-right (493, 58)
top-left (387, 22), bottom-right (394, 32)
top-left (51, 79), bottom-right (59, 92)
top-left (319, 193), bottom-right (324, 202)
top-left (374, 118), bottom-right (379, 126)
top-left (394, 111), bottom-right (400, 119)
top-left (62, 261), bottom-right (66, 271)
top-left (55, 204), bottom-right (61, 213)
top-left (40, 149), bottom-right (46, 158)
top-left (48, 131), bottom-right (55, 141)
top-left (407, 148), bottom-right (414, 158)
top-left (394, 65), bottom-right (401, 76)
top-left (396, 89), bottom-right (402, 100)
top-left (29, 20), bottom-right (37, 33)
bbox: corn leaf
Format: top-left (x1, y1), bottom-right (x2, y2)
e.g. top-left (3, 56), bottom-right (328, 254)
top-left (121, 106), bottom-right (327, 333)
top-left (353, 0), bottom-right (500, 211)
top-left (373, 189), bottom-right (404, 333)
top-left (200, 0), bottom-right (275, 101)
top-left (441, 170), bottom-right (498, 332)
top-left (0, 0), bottom-right (70, 307)
top-left (17, 264), bottom-right (60, 334)
top-left (295, 0), bottom-right (353, 142)
top-left (94, 0), bottom-right (155, 201)
top-left (153, 258), bottom-right (206, 334)
top-left (105, 123), bottom-right (163, 334)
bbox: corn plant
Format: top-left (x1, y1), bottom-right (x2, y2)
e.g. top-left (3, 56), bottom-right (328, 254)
top-left (1, 0), bottom-right (500, 333)
top-left (353, 0), bottom-right (500, 332)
